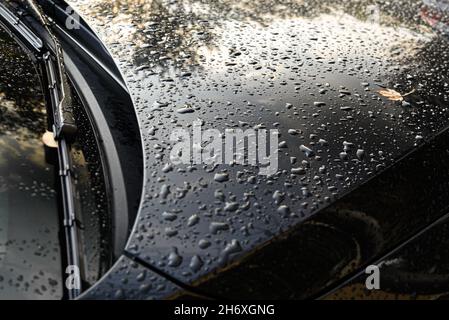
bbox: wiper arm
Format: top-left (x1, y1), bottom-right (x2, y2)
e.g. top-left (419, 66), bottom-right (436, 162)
top-left (27, 0), bottom-right (77, 141)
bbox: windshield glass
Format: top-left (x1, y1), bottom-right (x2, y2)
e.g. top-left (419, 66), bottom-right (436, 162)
top-left (0, 27), bottom-right (63, 300)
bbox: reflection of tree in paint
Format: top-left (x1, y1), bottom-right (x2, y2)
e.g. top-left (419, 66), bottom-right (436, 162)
top-left (69, 0), bottom-right (436, 72)
top-left (421, 0), bottom-right (449, 36)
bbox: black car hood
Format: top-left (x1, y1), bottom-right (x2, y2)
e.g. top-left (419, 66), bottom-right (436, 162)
top-left (68, 0), bottom-right (449, 297)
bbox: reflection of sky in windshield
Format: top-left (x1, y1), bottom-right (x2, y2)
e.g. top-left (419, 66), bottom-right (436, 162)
top-left (0, 27), bottom-right (62, 300)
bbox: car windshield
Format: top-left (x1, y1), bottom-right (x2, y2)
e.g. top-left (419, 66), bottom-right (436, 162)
top-left (0, 27), bottom-right (63, 299)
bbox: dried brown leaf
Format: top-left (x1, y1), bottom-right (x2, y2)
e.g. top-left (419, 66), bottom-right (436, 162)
top-left (377, 88), bottom-right (416, 102)
top-left (377, 88), bottom-right (404, 101)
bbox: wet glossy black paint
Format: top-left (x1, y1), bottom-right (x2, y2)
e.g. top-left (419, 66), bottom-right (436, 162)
top-left (195, 123), bottom-right (449, 299)
top-left (5, 0), bottom-right (447, 299)
top-left (63, 0), bottom-right (449, 299)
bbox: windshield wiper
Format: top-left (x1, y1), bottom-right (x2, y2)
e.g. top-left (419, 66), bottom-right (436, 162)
top-left (0, 1), bottom-right (81, 299)
top-left (43, 48), bottom-right (81, 299)
top-left (26, 0), bottom-right (82, 299)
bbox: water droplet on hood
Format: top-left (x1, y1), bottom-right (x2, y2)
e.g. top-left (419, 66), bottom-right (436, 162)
top-left (214, 172), bottom-right (230, 183)
top-left (189, 255), bottom-right (204, 272)
top-left (168, 248), bottom-right (183, 267)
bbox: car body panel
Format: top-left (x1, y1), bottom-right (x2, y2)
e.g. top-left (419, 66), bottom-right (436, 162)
top-left (80, 255), bottom-right (184, 300)
top-left (193, 125), bottom-right (449, 298)
top-left (324, 206), bottom-right (449, 299)
top-left (62, 0), bottom-right (449, 298)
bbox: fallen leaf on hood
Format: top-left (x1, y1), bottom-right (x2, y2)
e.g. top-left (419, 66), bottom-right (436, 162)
top-left (377, 88), bottom-right (403, 101)
top-left (377, 88), bottom-right (415, 102)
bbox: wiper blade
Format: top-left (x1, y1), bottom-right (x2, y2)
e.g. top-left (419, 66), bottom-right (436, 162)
top-left (57, 138), bottom-right (82, 299)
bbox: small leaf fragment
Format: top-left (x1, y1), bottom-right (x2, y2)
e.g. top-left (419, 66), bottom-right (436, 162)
top-left (377, 88), bottom-right (415, 102)
top-left (377, 88), bottom-right (404, 101)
